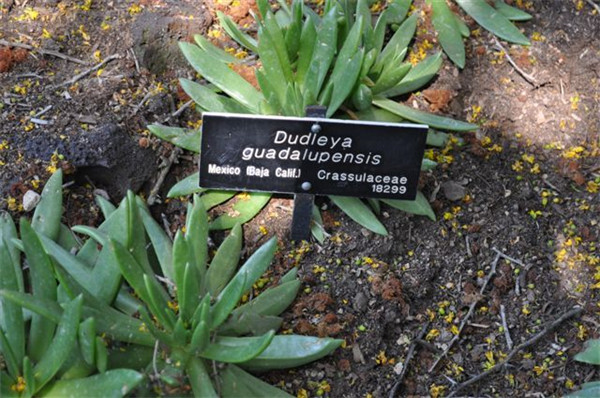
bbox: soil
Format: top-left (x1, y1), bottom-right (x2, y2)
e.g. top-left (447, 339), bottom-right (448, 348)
top-left (1, 1), bottom-right (599, 397)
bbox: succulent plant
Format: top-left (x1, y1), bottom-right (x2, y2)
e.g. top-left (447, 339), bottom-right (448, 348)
top-left (150, 0), bottom-right (482, 239)
top-left (1, 170), bottom-right (342, 397)
top-left (567, 339), bottom-right (600, 397)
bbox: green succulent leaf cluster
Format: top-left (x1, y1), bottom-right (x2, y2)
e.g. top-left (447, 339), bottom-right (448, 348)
top-left (149, 0), bottom-right (489, 238)
top-left (0, 170), bottom-right (342, 397)
top-left (567, 339), bottom-right (600, 397)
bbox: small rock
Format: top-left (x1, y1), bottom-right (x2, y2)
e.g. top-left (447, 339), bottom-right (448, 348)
top-left (22, 190), bottom-right (41, 212)
top-left (352, 344), bottom-right (366, 364)
top-left (352, 292), bottom-right (368, 312)
top-left (360, 228), bottom-right (372, 238)
top-left (442, 181), bottom-right (466, 201)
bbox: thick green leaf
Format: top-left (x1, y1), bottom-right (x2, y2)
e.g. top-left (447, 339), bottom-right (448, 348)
top-left (147, 124), bottom-right (200, 153)
top-left (217, 11), bottom-right (259, 53)
top-left (95, 196), bottom-right (116, 219)
top-left (381, 52), bottom-right (443, 97)
top-left (179, 78), bottom-right (249, 114)
top-left (186, 195), bottom-right (209, 282)
top-left (296, 18), bottom-right (317, 86)
top-left (574, 339), bottom-right (600, 365)
top-left (241, 335), bottom-right (342, 371)
top-left (200, 331), bottom-right (275, 363)
top-left (0, 240), bottom-right (24, 369)
top-left (181, 262), bottom-right (201, 322)
top-left (186, 358), bottom-right (218, 398)
top-left (106, 345), bottom-right (153, 370)
top-left (427, 130), bottom-right (449, 147)
top-left (167, 172), bottom-right (204, 198)
top-left (211, 272), bottom-right (246, 329)
top-left (284, 0), bottom-right (303, 61)
top-left (421, 158), bottom-right (438, 171)
top-left (373, 98), bottom-right (478, 131)
top-left (40, 369), bottom-right (144, 398)
top-left (263, 11), bottom-right (293, 82)
top-left (233, 280), bottom-right (300, 318)
top-left (453, 13), bottom-right (470, 37)
top-left (143, 274), bottom-right (176, 331)
top-left (194, 34), bottom-right (240, 64)
top-left (221, 364), bottom-right (293, 397)
top-left (210, 192), bottom-right (271, 230)
top-left (329, 196), bottom-right (387, 235)
top-left (218, 312), bottom-right (283, 336)
top-left (57, 224), bottom-right (80, 253)
top-left (494, 0), bottom-right (532, 21)
top-left (206, 223), bottom-right (243, 296)
top-left (353, 106), bottom-right (404, 123)
top-left (384, 0), bottom-right (412, 25)
top-left (32, 169), bottom-right (62, 240)
top-left (428, 0), bottom-right (465, 68)
top-left (136, 198), bottom-right (174, 281)
top-left (381, 191), bottom-right (436, 220)
top-left (0, 213), bottom-right (22, 292)
top-left (180, 42), bottom-right (263, 113)
top-left (310, 204), bottom-right (325, 244)
top-left (38, 234), bottom-right (93, 293)
top-left (566, 385), bottom-right (600, 398)
top-left (0, 328), bottom-right (19, 379)
top-left (234, 236), bottom-right (277, 295)
top-left (105, 239), bottom-right (152, 306)
top-left (372, 61), bottom-right (411, 95)
top-left (378, 13), bottom-right (417, 64)
top-left (0, 290), bottom-right (62, 323)
top-left (327, 49), bottom-right (364, 117)
top-left (455, 0), bottom-right (530, 45)
top-left (257, 25), bottom-right (289, 107)
top-left (367, 198), bottom-right (381, 215)
top-left (78, 317), bottom-right (96, 366)
top-left (303, 6), bottom-right (338, 100)
top-left (21, 219), bottom-right (57, 362)
top-left (33, 295), bottom-right (82, 392)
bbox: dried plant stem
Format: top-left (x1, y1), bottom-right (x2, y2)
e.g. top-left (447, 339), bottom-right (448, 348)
top-left (428, 253), bottom-right (500, 372)
top-left (389, 322), bottom-right (430, 398)
top-left (492, 37), bottom-right (537, 87)
top-left (56, 54), bottom-right (120, 87)
top-left (0, 39), bottom-right (87, 65)
top-left (500, 304), bottom-right (514, 350)
top-left (447, 306), bottom-right (583, 397)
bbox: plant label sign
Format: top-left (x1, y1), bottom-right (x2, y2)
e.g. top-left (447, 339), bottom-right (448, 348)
top-left (199, 112), bottom-right (428, 200)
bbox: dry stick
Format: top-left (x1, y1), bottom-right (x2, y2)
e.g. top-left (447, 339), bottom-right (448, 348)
top-left (585, 0), bottom-right (600, 13)
top-left (55, 54), bottom-right (120, 87)
top-left (492, 247), bottom-right (531, 297)
top-left (500, 304), bottom-right (514, 350)
top-left (389, 322), bottom-right (431, 398)
top-left (447, 306), bottom-right (583, 397)
top-left (492, 37), bottom-right (538, 87)
top-left (163, 100), bottom-right (194, 123)
top-left (0, 39), bottom-right (88, 65)
top-left (147, 147), bottom-right (183, 206)
top-left (428, 253), bottom-right (500, 372)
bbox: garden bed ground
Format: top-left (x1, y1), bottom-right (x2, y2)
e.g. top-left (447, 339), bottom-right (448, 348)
top-left (1, 0), bottom-right (599, 397)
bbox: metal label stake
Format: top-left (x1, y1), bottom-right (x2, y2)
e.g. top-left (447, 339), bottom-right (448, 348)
top-left (290, 106), bottom-right (326, 241)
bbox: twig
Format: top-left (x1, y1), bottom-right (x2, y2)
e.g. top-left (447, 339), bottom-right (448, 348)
top-left (30, 118), bottom-right (50, 125)
top-left (163, 100), bottom-right (193, 123)
top-left (585, 0), bottom-right (600, 13)
top-left (133, 90), bottom-right (153, 115)
top-left (55, 53), bottom-right (120, 87)
top-left (428, 253), bottom-right (500, 372)
top-left (492, 247), bottom-right (526, 268)
top-left (161, 213), bottom-right (174, 241)
top-left (500, 305), bottom-right (514, 350)
top-left (448, 306), bottom-right (583, 397)
top-left (0, 39), bottom-right (87, 65)
top-left (129, 48), bottom-right (140, 74)
top-left (152, 339), bottom-right (161, 382)
top-left (492, 247), bottom-right (531, 296)
top-left (147, 147), bottom-right (182, 206)
top-left (388, 322), bottom-right (430, 398)
top-left (33, 105), bottom-right (52, 118)
top-left (492, 37), bottom-right (538, 87)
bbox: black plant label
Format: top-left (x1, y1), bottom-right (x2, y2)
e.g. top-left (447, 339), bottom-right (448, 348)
top-left (199, 112), bottom-right (428, 200)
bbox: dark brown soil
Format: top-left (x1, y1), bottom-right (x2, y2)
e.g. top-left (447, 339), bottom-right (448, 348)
top-left (1, 1), bottom-right (599, 397)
